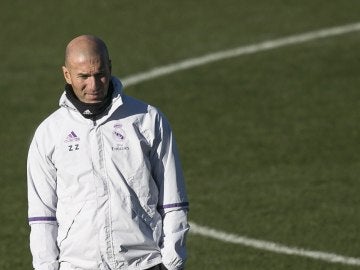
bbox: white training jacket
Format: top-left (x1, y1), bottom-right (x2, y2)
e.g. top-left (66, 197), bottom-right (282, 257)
top-left (27, 77), bottom-right (189, 270)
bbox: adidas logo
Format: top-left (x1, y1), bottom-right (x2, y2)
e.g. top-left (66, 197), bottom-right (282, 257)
top-left (64, 131), bottom-right (80, 143)
top-left (83, 109), bottom-right (92, 115)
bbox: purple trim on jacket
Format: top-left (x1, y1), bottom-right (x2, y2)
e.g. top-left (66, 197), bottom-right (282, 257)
top-left (158, 202), bottom-right (189, 210)
top-left (28, 216), bottom-right (57, 222)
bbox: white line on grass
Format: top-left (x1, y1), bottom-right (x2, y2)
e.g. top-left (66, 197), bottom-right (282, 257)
top-left (122, 21), bottom-right (360, 87)
top-left (122, 22), bottom-right (360, 265)
top-left (189, 222), bottom-right (360, 266)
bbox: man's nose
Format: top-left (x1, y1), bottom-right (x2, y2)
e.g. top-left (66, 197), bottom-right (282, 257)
top-left (88, 75), bottom-right (99, 90)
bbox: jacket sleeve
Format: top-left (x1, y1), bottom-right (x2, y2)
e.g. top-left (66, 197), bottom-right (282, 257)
top-left (27, 133), bottom-right (59, 270)
top-left (150, 112), bottom-right (190, 270)
top-left (161, 209), bottom-right (189, 270)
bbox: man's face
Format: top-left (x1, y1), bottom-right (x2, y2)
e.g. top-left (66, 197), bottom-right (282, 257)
top-left (62, 54), bottom-right (111, 103)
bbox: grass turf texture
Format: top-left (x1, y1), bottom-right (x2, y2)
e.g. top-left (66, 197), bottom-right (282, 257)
top-left (1, 1), bottom-right (360, 269)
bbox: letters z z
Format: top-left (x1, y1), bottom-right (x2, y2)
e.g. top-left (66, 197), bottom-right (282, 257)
top-left (68, 144), bottom-right (79, 151)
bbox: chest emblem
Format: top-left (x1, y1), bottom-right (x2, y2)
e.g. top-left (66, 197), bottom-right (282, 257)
top-left (113, 124), bottom-right (126, 141)
top-left (112, 124), bottom-right (129, 151)
top-left (64, 131), bottom-right (80, 143)
top-left (64, 131), bottom-right (80, 151)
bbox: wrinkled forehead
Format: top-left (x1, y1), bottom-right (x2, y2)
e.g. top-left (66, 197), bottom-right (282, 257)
top-left (67, 53), bottom-right (109, 72)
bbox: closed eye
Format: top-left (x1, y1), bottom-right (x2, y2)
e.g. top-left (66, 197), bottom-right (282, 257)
top-left (77, 74), bottom-right (90, 79)
top-left (77, 72), bottom-right (106, 79)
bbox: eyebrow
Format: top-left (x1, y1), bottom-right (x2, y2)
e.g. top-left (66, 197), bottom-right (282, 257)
top-left (77, 70), bottom-right (106, 77)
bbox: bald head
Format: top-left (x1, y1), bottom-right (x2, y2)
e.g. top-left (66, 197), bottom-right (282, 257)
top-left (62, 35), bottom-right (112, 103)
top-left (64, 35), bottom-right (110, 68)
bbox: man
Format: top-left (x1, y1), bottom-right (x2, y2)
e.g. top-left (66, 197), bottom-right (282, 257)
top-left (27, 35), bottom-right (189, 270)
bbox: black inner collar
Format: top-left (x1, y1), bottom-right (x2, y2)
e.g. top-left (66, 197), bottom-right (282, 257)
top-left (65, 82), bottom-right (114, 120)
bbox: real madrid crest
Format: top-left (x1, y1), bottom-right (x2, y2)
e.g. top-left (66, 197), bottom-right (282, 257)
top-left (112, 123), bottom-right (129, 150)
top-left (113, 123), bottom-right (126, 141)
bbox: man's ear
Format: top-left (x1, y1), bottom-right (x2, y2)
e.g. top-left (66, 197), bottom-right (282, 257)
top-left (62, 66), bottom-right (72, 84)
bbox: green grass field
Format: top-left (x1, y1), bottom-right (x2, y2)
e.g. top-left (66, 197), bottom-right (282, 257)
top-left (2, 1), bottom-right (360, 269)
